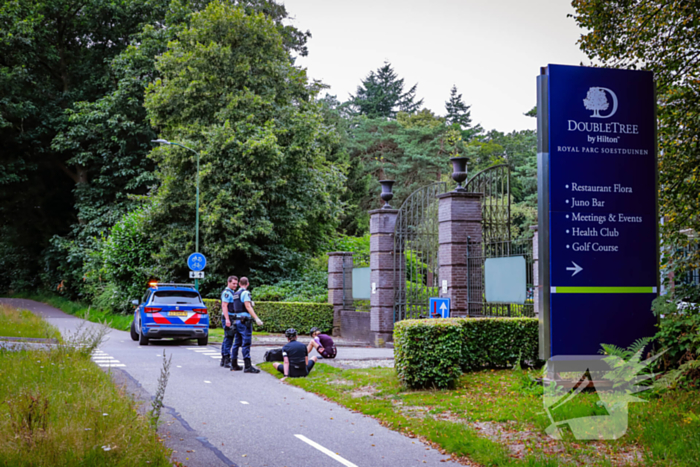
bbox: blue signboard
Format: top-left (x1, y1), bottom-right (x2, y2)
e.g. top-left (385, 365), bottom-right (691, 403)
top-left (428, 298), bottom-right (450, 319)
top-left (538, 64), bottom-right (658, 357)
top-left (187, 253), bottom-right (207, 272)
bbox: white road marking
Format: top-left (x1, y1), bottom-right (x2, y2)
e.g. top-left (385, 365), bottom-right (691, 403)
top-left (177, 365), bottom-right (182, 368)
top-left (98, 364), bottom-right (126, 367)
top-left (201, 352), bottom-right (220, 356)
top-left (294, 435), bottom-right (358, 467)
top-left (210, 356), bottom-right (221, 359)
top-left (240, 401), bottom-right (249, 405)
top-left (204, 381), bottom-right (211, 383)
top-left (92, 359), bottom-right (120, 363)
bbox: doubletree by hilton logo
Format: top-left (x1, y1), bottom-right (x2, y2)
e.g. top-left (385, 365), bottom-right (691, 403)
top-left (583, 87), bottom-right (618, 119)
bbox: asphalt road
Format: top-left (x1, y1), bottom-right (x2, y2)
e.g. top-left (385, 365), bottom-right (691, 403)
top-left (2, 299), bottom-right (458, 467)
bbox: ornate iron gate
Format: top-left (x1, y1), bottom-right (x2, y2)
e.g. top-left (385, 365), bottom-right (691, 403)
top-left (464, 164), bottom-right (510, 244)
top-left (464, 164), bottom-right (534, 317)
top-left (393, 182), bottom-right (448, 322)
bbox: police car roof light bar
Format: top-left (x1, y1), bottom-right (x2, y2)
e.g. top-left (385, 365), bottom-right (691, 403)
top-left (153, 283), bottom-right (196, 289)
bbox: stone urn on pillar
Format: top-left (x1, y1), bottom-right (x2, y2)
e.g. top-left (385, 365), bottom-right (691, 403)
top-left (379, 180), bottom-right (395, 209)
top-left (450, 157), bottom-right (468, 192)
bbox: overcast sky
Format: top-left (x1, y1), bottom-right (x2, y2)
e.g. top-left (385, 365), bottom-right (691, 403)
top-left (282, 0), bottom-right (592, 133)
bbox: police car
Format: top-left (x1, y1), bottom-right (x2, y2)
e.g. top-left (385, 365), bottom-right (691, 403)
top-left (130, 282), bottom-right (209, 346)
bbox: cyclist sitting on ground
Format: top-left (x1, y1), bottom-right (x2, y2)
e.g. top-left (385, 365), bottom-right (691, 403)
top-left (307, 327), bottom-right (337, 359)
top-left (272, 328), bottom-right (317, 379)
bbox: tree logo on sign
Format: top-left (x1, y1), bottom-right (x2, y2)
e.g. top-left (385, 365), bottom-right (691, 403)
top-left (583, 87), bottom-right (618, 119)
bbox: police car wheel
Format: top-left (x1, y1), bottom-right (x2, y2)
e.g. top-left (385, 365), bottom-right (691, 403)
top-left (138, 328), bottom-right (149, 346)
top-left (130, 320), bottom-right (139, 341)
top-left (197, 336), bottom-right (208, 346)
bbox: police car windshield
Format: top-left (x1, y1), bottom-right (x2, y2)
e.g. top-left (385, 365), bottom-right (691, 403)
top-left (150, 291), bottom-right (202, 305)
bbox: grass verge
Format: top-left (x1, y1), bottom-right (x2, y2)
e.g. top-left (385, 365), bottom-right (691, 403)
top-left (0, 305), bottom-right (171, 466)
top-left (260, 363), bottom-right (700, 466)
top-left (208, 328), bottom-right (271, 343)
top-left (6, 292), bottom-right (132, 331)
top-left (0, 303), bottom-right (61, 340)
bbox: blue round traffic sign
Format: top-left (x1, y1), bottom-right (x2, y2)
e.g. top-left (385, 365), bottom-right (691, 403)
top-left (187, 253), bottom-right (206, 271)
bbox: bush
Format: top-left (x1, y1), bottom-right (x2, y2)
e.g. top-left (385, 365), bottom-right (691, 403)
top-left (394, 318), bottom-right (540, 389)
top-left (461, 318), bottom-right (540, 370)
top-left (252, 270), bottom-right (328, 303)
top-left (100, 206), bottom-right (157, 313)
top-left (203, 299), bottom-right (332, 334)
top-left (394, 319), bottom-right (465, 389)
top-left (652, 295), bottom-right (700, 380)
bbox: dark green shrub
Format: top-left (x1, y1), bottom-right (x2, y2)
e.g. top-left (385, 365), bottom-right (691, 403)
top-left (652, 296), bottom-right (700, 377)
top-left (203, 299), bottom-right (332, 334)
top-left (461, 318), bottom-right (540, 370)
top-left (394, 317), bottom-right (540, 389)
top-left (252, 270), bottom-right (328, 303)
top-left (394, 319), bottom-right (465, 389)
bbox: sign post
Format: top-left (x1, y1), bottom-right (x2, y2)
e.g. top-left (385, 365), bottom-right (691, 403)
top-left (537, 64), bottom-right (658, 358)
top-left (187, 253), bottom-right (207, 291)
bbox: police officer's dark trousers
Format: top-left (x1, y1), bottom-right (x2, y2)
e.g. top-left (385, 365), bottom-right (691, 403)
top-left (221, 323), bottom-right (234, 367)
top-left (230, 319), bottom-right (252, 362)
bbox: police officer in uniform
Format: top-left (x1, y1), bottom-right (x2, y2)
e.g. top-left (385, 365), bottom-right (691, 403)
top-left (220, 275), bottom-right (238, 368)
top-left (230, 277), bottom-right (263, 373)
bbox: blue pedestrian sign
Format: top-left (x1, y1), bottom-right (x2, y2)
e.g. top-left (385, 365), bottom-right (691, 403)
top-left (187, 253), bottom-right (206, 272)
top-left (429, 298), bottom-right (450, 319)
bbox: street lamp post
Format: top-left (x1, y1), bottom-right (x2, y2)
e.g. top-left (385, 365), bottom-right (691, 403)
top-left (152, 139), bottom-right (202, 291)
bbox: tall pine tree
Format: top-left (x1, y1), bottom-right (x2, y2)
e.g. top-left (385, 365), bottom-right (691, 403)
top-left (349, 62), bottom-right (423, 118)
top-left (444, 85), bottom-right (481, 139)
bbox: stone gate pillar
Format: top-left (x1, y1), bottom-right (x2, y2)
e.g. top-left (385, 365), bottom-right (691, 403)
top-left (328, 252), bottom-right (353, 337)
top-left (369, 208), bottom-right (399, 347)
top-left (438, 192), bottom-right (482, 317)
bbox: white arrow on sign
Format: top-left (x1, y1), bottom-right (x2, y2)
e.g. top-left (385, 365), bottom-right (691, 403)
top-left (566, 261), bottom-right (583, 276)
top-left (439, 302), bottom-right (448, 313)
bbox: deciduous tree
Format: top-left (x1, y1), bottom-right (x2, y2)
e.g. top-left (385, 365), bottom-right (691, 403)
top-left (572, 0), bottom-right (700, 294)
top-left (143, 1), bottom-right (344, 291)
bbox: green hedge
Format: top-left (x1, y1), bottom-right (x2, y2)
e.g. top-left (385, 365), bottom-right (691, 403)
top-left (394, 318), bottom-right (540, 389)
top-left (202, 299), bottom-right (333, 334)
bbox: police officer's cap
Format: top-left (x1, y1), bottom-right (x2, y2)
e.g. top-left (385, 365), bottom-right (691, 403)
top-left (285, 328), bottom-right (297, 340)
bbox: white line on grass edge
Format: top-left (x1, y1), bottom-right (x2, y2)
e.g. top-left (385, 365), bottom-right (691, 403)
top-left (294, 434), bottom-right (358, 467)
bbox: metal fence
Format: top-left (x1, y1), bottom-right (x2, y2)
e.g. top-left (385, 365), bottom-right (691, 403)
top-left (393, 182), bottom-right (448, 322)
top-left (341, 252), bottom-right (371, 311)
top-left (466, 237), bottom-right (535, 317)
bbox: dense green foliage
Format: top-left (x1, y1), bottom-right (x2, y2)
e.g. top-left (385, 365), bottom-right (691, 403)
top-left (652, 297), bottom-right (700, 382)
top-left (394, 318), bottom-right (539, 389)
top-left (203, 298), bottom-right (332, 333)
top-left (143, 1), bottom-right (344, 290)
top-left (253, 270), bottom-right (328, 303)
top-left (0, 0), bottom-right (171, 292)
top-left (572, 0), bottom-right (700, 383)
